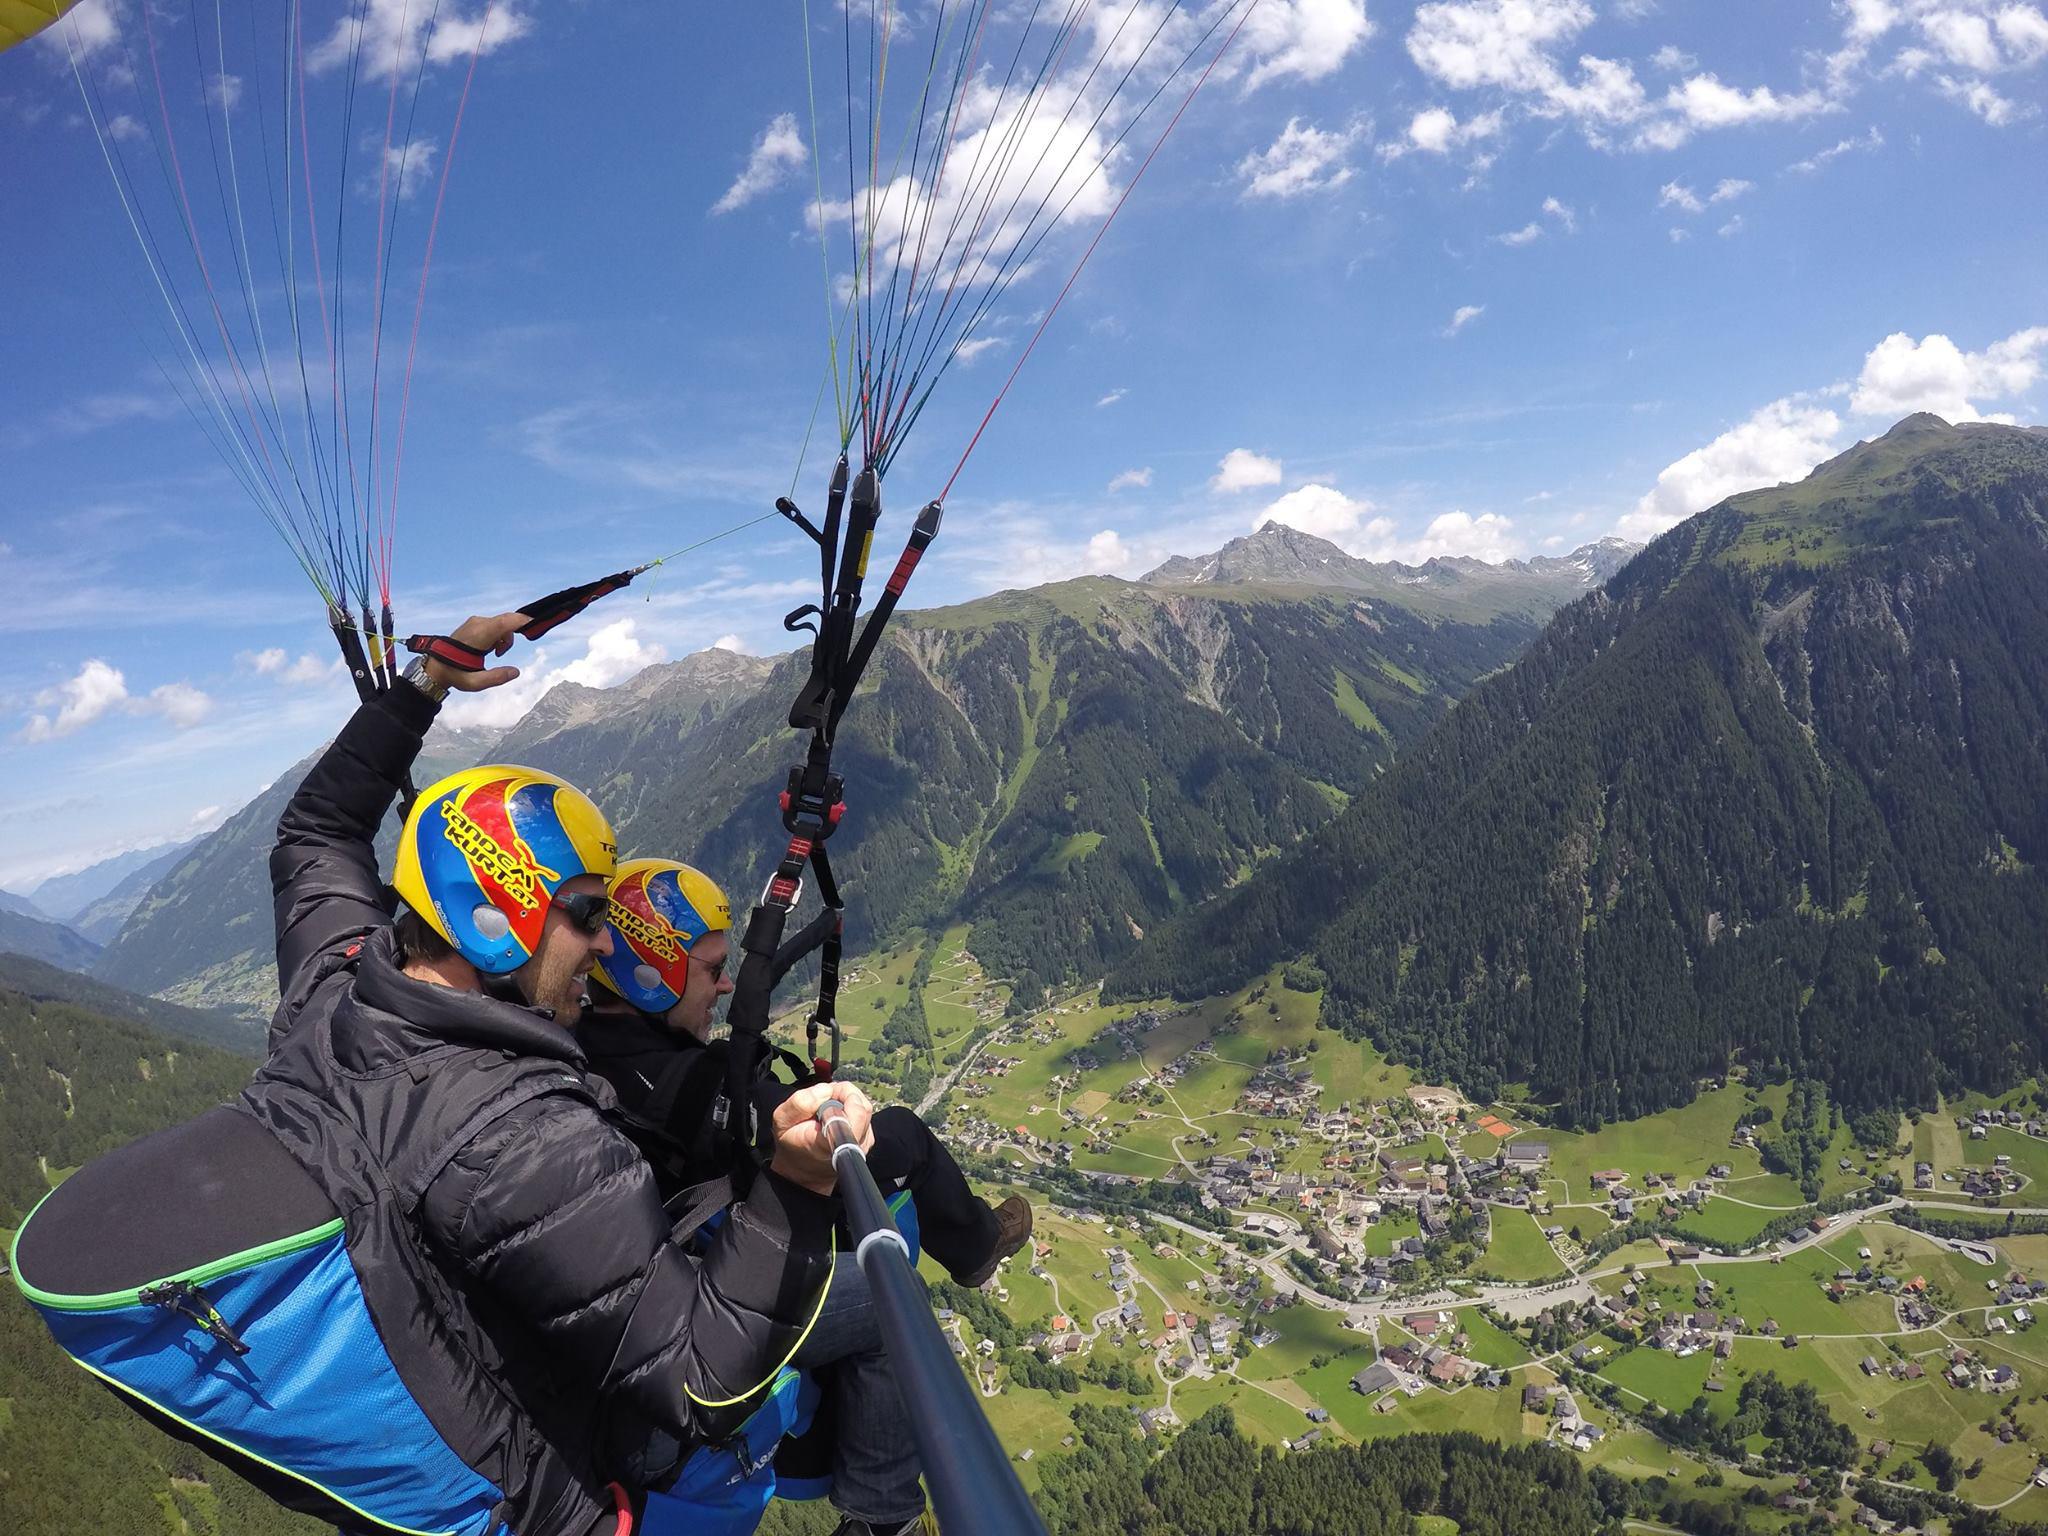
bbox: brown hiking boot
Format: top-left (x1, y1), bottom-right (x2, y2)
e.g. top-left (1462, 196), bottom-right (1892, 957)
top-left (955, 1195), bottom-right (1033, 1289)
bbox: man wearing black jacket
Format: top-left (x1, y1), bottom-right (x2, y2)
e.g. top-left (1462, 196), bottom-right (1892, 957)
top-left (584, 857), bottom-right (1032, 1288)
top-left (243, 609), bottom-right (877, 1536)
top-left (585, 861), bottom-right (1028, 1535)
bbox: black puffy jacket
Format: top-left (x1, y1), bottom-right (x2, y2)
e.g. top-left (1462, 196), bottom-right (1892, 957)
top-left (243, 683), bottom-right (836, 1534)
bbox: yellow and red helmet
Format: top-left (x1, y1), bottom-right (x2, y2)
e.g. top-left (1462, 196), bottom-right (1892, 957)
top-left (591, 858), bottom-right (732, 1014)
top-left (393, 765), bottom-right (618, 975)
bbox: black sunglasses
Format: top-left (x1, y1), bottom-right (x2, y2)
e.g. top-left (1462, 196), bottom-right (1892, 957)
top-left (551, 890), bottom-right (612, 935)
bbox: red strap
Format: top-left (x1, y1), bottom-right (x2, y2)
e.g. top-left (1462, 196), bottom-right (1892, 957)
top-left (606, 1481), bottom-right (632, 1536)
top-left (404, 633), bottom-right (489, 672)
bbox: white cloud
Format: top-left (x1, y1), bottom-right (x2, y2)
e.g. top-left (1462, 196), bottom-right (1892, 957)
top-left (1540, 194), bottom-right (1576, 231)
top-left (107, 112), bottom-right (145, 143)
top-left (1381, 104), bottom-right (1503, 158)
top-left (1658, 180), bottom-right (1705, 213)
top-left (952, 335), bottom-right (1006, 363)
top-left (1257, 488), bottom-right (1521, 563)
top-left (1546, 54), bottom-right (1651, 124)
top-left (1407, 0), bottom-right (1595, 95)
top-left (1936, 73), bottom-right (2029, 122)
top-left (1096, 388), bottom-right (1128, 408)
top-left (1444, 303), bottom-right (1486, 336)
top-left (307, 0), bottom-right (530, 82)
top-left (965, 521), bottom-right (1149, 587)
top-left (375, 137), bottom-right (440, 202)
top-left (1710, 177), bottom-right (1754, 202)
top-left (1494, 221), bottom-right (1543, 245)
top-left (1649, 44), bottom-right (1696, 72)
top-left (442, 618), bottom-right (667, 730)
top-left (811, 70), bottom-right (1122, 300)
top-left (241, 648), bottom-right (342, 686)
top-left (206, 73), bottom-right (244, 111)
top-left (1410, 510), bottom-right (1519, 561)
top-left (2000, 4), bottom-right (2048, 59)
top-left (1668, 226), bottom-right (1691, 242)
top-left (1084, 530), bottom-right (1133, 570)
top-left (1663, 74), bottom-right (1834, 129)
top-left (1256, 484), bottom-right (1389, 545)
top-left (1407, 1), bottom-right (1841, 152)
top-left (22, 660), bottom-right (130, 742)
top-left (711, 112), bottom-right (808, 215)
top-left (1240, 0), bottom-right (1375, 89)
top-left (21, 660), bottom-right (213, 742)
top-left (1108, 467), bottom-right (1155, 492)
top-left (42, 0), bottom-right (120, 59)
top-left (147, 682), bottom-right (213, 731)
top-left (1212, 448), bottom-right (1285, 493)
top-left (1717, 213), bottom-right (1746, 237)
top-left (1622, 397), bottom-right (1843, 539)
top-left (712, 634), bottom-right (751, 654)
top-left (1849, 327), bottom-right (2048, 421)
top-left (1924, 8), bottom-right (2003, 68)
top-left (1785, 125), bottom-right (1884, 172)
top-left (1238, 117), bottom-right (1365, 198)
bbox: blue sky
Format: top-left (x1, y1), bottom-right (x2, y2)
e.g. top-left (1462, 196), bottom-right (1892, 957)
top-left (1, 0), bottom-right (2044, 891)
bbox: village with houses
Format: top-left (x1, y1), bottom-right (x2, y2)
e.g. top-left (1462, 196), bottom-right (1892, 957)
top-left (796, 932), bottom-right (2048, 1531)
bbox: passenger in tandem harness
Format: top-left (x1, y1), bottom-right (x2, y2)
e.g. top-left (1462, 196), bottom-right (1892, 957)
top-left (580, 857), bottom-right (1032, 1535)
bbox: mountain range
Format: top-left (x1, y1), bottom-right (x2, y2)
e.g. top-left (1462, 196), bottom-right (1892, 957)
top-left (70, 532), bottom-right (1629, 1021)
top-left (1111, 415), bottom-right (2048, 1124)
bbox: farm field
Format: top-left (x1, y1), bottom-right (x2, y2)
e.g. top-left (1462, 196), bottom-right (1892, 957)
top-left (1676, 1196), bottom-right (1805, 1248)
top-left (1478, 1209), bottom-right (1565, 1282)
top-left (1598, 1341), bottom-right (1717, 1406)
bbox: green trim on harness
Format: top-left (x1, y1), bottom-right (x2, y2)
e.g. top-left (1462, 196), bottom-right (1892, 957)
top-left (10, 1190), bottom-right (348, 1311)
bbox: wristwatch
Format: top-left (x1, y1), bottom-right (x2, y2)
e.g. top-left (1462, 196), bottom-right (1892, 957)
top-left (401, 655), bottom-right (450, 703)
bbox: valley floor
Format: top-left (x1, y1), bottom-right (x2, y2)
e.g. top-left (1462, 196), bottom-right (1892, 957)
top-left (770, 930), bottom-right (2048, 1534)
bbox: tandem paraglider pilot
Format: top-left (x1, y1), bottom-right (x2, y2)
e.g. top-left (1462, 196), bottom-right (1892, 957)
top-left (10, 610), bottom-right (914, 1536)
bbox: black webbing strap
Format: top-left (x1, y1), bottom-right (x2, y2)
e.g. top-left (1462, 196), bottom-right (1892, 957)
top-left (330, 604), bottom-right (379, 704)
top-left (720, 457), bottom-right (940, 1158)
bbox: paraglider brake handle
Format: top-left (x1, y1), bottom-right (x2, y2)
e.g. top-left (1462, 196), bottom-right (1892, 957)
top-left (776, 495), bottom-right (825, 546)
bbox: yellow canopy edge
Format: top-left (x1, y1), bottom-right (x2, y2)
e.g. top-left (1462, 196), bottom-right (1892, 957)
top-left (0, 0), bottom-right (81, 55)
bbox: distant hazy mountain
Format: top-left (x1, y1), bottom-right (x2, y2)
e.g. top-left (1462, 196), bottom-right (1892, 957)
top-left (0, 908), bottom-right (100, 974)
top-left (0, 888), bottom-right (54, 922)
top-left (1116, 416), bottom-right (2048, 1123)
top-left (94, 726), bottom-right (504, 1016)
top-left (26, 838), bottom-right (197, 923)
top-left (67, 839), bottom-right (202, 944)
top-left (1143, 522), bottom-right (1639, 620)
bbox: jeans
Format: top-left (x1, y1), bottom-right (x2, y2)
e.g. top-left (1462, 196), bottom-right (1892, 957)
top-left (794, 1252), bottom-right (925, 1525)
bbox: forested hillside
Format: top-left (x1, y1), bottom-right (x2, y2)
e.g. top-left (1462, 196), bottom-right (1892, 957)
top-left (524, 579), bottom-right (1544, 990)
top-left (0, 979), bottom-right (318, 1536)
top-left (1113, 417), bottom-right (2048, 1124)
top-left (98, 564), bottom-right (1605, 1013)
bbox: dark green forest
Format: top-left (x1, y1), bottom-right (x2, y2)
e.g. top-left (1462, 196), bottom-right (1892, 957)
top-left (0, 980), bottom-right (320, 1536)
top-left (1113, 419), bottom-right (2048, 1124)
